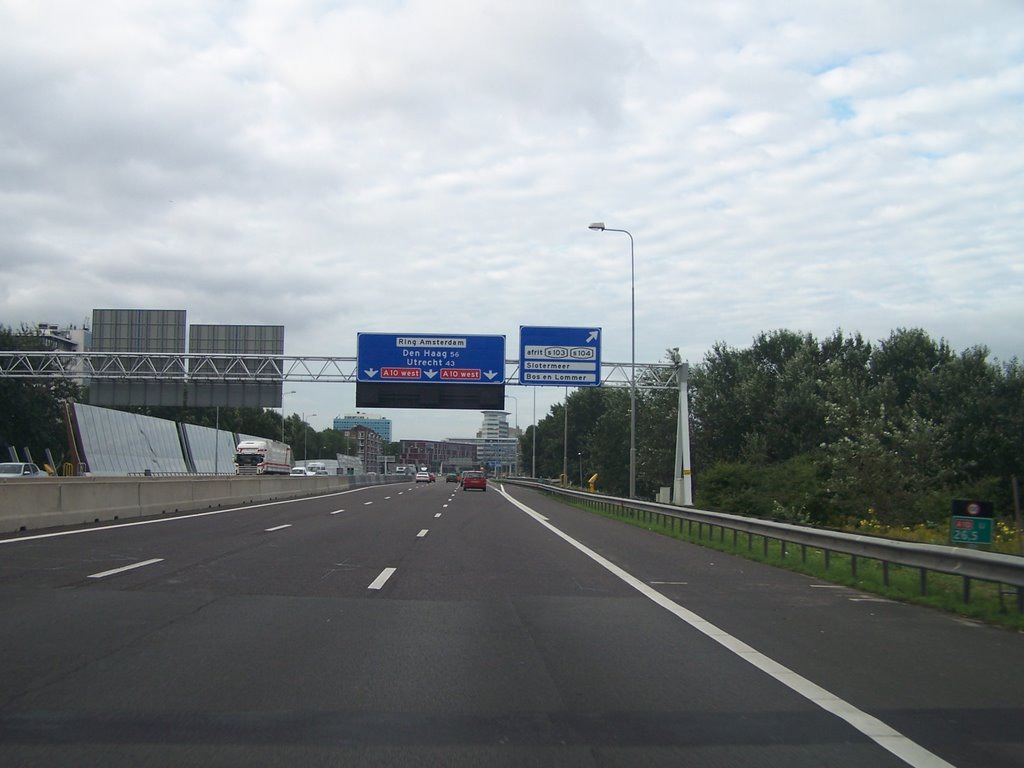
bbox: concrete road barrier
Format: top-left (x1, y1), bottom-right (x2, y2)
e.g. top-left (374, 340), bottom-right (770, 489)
top-left (0, 474), bottom-right (404, 533)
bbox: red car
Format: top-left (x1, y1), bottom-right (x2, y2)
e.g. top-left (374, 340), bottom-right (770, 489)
top-left (461, 471), bottom-right (487, 491)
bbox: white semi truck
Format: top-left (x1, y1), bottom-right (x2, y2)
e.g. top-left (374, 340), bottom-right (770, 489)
top-left (234, 439), bottom-right (293, 475)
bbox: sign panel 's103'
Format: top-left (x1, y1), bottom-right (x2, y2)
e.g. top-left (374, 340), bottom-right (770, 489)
top-left (519, 326), bottom-right (602, 386)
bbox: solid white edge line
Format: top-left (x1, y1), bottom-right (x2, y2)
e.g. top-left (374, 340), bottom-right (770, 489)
top-left (496, 486), bottom-right (957, 768)
top-left (88, 558), bottom-right (164, 579)
top-left (417, 529), bottom-right (429, 538)
top-left (265, 524), bottom-right (292, 532)
top-left (368, 567), bottom-right (396, 590)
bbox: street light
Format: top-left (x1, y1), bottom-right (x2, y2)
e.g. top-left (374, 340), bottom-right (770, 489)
top-left (532, 389), bottom-right (537, 479)
top-left (506, 394), bottom-right (519, 476)
top-left (281, 390), bottom-right (297, 442)
top-left (505, 394), bottom-right (519, 431)
top-left (589, 222), bottom-right (636, 498)
top-left (578, 451), bottom-right (583, 488)
top-left (302, 412), bottom-right (317, 461)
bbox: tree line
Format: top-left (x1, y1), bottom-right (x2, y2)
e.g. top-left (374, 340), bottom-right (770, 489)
top-left (521, 328), bottom-right (1023, 527)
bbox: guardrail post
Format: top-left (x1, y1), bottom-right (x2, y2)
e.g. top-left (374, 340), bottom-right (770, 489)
top-left (851, 555), bottom-right (858, 578)
top-left (920, 568), bottom-right (928, 596)
top-left (883, 560), bottom-right (890, 586)
top-left (962, 576), bottom-right (971, 605)
top-left (781, 541), bottom-right (787, 559)
top-left (824, 550), bottom-right (831, 570)
top-left (801, 544), bottom-right (807, 563)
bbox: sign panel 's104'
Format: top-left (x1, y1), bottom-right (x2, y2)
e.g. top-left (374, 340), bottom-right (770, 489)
top-left (519, 326), bottom-right (602, 386)
top-left (357, 333), bottom-right (506, 384)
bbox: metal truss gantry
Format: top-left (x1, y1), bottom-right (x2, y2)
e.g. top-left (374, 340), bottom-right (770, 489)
top-left (0, 353), bottom-right (680, 389)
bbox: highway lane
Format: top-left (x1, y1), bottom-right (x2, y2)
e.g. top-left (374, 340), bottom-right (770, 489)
top-left (0, 480), bottom-right (1020, 767)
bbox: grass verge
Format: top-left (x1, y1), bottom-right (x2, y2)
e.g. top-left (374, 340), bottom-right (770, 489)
top-left (562, 496), bottom-right (1024, 632)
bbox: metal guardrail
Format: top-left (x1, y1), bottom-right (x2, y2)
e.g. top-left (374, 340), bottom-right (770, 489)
top-left (505, 479), bottom-right (1024, 613)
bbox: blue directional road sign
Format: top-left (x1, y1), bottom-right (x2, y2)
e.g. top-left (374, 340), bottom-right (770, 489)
top-left (357, 333), bottom-right (506, 384)
top-left (519, 326), bottom-right (602, 386)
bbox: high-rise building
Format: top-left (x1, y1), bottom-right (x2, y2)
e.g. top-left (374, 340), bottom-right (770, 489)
top-left (333, 412), bottom-right (392, 442)
top-left (340, 425), bottom-right (383, 473)
top-left (454, 411), bottom-right (519, 475)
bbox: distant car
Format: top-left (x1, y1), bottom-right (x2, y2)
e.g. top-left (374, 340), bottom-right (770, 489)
top-left (0, 462), bottom-right (48, 478)
top-left (445, 473), bottom-right (458, 483)
top-left (290, 467), bottom-right (316, 477)
top-left (429, 472), bottom-right (436, 482)
top-left (462, 471), bottom-right (487, 491)
top-left (415, 471), bottom-right (431, 483)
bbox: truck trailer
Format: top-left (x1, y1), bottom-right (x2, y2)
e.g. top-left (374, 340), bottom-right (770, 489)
top-left (234, 439), bottom-right (293, 475)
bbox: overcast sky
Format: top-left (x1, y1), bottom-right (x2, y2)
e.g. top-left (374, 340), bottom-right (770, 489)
top-left (2, 1), bottom-right (1022, 442)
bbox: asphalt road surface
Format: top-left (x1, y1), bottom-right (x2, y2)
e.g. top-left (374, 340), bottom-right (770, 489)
top-left (1, 480), bottom-right (1021, 767)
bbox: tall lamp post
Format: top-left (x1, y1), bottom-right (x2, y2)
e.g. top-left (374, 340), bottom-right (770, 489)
top-left (505, 394), bottom-right (519, 476)
top-left (281, 390), bottom-right (297, 443)
top-left (532, 389), bottom-right (537, 478)
top-left (302, 412), bottom-right (317, 461)
top-left (589, 222), bottom-right (636, 498)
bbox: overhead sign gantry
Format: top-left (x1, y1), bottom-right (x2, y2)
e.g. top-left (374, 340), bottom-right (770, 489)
top-left (355, 332), bottom-right (506, 410)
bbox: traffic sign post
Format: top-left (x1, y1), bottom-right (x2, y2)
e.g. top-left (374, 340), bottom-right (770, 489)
top-left (950, 499), bottom-right (994, 546)
top-left (357, 333), bottom-right (505, 384)
top-left (518, 326), bottom-right (602, 386)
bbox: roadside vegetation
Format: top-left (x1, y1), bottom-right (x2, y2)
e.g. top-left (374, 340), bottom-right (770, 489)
top-left (562, 495), bottom-right (1024, 631)
top-left (524, 327), bottom-right (1023, 559)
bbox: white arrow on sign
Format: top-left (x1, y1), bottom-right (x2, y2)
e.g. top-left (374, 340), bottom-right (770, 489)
top-left (587, 330), bottom-right (599, 343)
top-left (364, 368), bottom-right (379, 378)
top-left (424, 370), bottom-right (438, 379)
top-left (484, 370), bottom-right (498, 380)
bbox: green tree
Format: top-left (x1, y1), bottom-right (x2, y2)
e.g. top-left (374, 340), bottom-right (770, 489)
top-left (0, 325), bottom-right (84, 470)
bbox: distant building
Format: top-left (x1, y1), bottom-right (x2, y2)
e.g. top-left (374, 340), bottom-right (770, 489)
top-left (333, 412), bottom-right (392, 442)
top-left (33, 322), bottom-right (92, 384)
top-left (450, 411), bottom-right (520, 475)
top-left (399, 440), bottom-right (478, 473)
top-left (340, 424), bottom-right (383, 473)
top-left (35, 322), bottom-right (91, 352)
